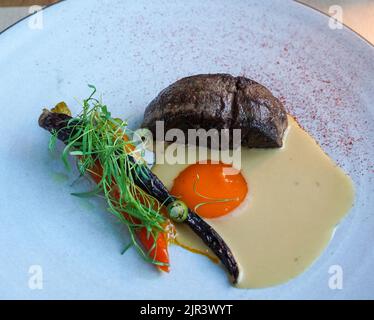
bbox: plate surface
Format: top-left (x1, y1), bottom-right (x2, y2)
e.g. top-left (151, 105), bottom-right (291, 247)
top-left (0, 0), bottom-right (373, 299)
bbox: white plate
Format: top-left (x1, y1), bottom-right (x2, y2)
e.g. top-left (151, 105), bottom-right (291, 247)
top-left (0, 0), bottom-right (373, 299)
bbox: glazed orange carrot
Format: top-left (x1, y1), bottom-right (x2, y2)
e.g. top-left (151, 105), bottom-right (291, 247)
top-left (88, 154), bottom-right (170, 272)
top-left (137, 227), bottom-right (169, 272)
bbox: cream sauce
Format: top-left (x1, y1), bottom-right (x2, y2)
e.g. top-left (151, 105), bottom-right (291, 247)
top-left (152, 116), bottom-right (354, 288)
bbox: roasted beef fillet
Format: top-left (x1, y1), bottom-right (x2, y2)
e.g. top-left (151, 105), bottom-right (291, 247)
top-left (142, 74), bottom-right (288, 148)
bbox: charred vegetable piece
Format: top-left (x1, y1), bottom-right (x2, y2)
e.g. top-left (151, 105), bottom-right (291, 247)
top-left (133, 167), bottom-right (239, 283)
top-left (142, 73), bottom-right (288, 148)
top-left (39, 106), bottom-right (240, 283)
